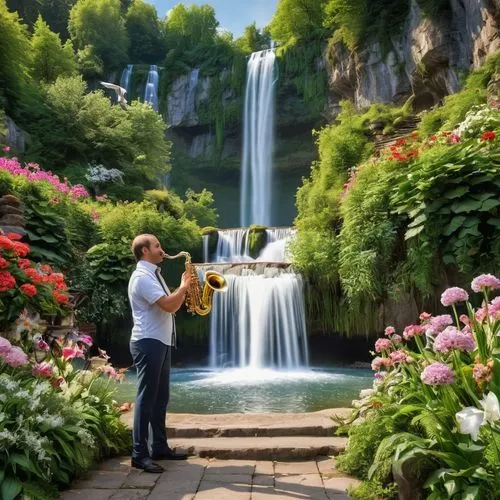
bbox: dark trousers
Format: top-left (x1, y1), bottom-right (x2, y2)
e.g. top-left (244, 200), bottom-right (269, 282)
top-left (130, 338), bottom-right (171, 460)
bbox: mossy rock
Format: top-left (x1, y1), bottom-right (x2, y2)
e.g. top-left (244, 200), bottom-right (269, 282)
top-left (247, 225), bottom-right (268, 258)
top-left (200, 226), bottom-right (219, 258)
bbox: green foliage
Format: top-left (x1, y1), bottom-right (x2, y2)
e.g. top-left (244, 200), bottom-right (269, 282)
top-left (234, 23), bottom-right (270, 54)
top-left (268, 0), bottom-right (328, 46)
top-left (68, 0), bottom-right (129, 71)
top-left (125, 0), bottom-right (165, 64)
top-left (144, 189), bottom-right (185, 218)
top-left (0, 0), bottom-right (31, 113)
top-left (183, 188), bottom-right (218, 227)
top-left (30, 16), bottom-right (77, 83)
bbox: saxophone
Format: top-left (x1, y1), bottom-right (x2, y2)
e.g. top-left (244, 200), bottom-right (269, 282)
top-left (162, 251), bottom-right (227, 316)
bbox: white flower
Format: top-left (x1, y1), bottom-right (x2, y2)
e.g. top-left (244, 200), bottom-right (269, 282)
top-left (456, 392), bottom-right (500, 441)
top-left (456, 407), bottom-right (484, 441)
top-left (359, 389), bottom-right (375, 399)
top-left (480, 391), bottom-right (500, 423)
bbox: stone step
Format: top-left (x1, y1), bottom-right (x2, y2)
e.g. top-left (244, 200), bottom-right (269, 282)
top-left (164, 409), bottom-right (350, 439)
top-left (169, 436), bottom-right (348, 460)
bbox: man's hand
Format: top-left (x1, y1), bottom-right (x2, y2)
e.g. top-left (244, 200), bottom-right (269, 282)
top-left (180, 271), bottom-right (192, 291)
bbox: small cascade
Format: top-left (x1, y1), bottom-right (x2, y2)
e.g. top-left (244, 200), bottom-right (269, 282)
top-left (208, 269), bottom-right (308, 369)
top-left (202, 234), bottom-right (209, 263)
top-left (240, 49), bottom-right (277, 227)
top-left (120, 64), bottom-right (133, 97)
top-left (186, 68), bottom-right (199, 117)
top-left (144, 64), bottom-right (159, 111)
top-left (214, 229), bottom-right (251, 263)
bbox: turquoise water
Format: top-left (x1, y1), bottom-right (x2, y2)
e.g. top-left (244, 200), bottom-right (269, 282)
top-left (113, 367), bottom-right (373, 413)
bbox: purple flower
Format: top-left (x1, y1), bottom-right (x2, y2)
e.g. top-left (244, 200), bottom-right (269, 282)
top-left (441, 287), bottom-right (469, 307)
top-left (421, 362), bottom-right (456, 385)
top-left (375, 338), bottom-right (392, 353)
top-left (0, 336), bottom-right (12, 355)
top-left (389, 349), bottom-right (409, 364)
top-left (426, 315), bottom-right (453, 336)
top-left (433, 326), bottom-right (476, 354)
top-left (471, 274), bottom-right (500, 293)
top-left (3, 346), bottom-right (29, 367)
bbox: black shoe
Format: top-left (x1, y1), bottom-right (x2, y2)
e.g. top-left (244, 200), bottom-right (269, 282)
top-left (151, 447), bottom-right (189, 460)
top-left (131, 457), bottom-right (164, 473)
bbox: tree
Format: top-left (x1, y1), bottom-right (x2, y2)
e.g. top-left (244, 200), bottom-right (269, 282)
top-left (125, 0), bottom-right (165, 63)
top-left (267, 0), bottom-right (328, 46)
top-left (235, 23), bottom-right (270, 54)
top-left (31, 16), bottom-right (77, 82)
top-left (68, 0), bottom-right (129, 71)
top-left (164, 3), bottom-right (219, 51)
top-left (0, 0), bottom-right (31, 112)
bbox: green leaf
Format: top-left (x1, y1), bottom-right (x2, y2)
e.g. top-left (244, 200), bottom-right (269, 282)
top-left (1, 476), bottom-right (22, 500)
top-left (470, 192), bottom-right (495, 202)
top-left (405, 225), bottom-right (424, 240)
top-left (442, 254), bottom-right (456, 265)
top-left (480, 198), bottom-right (500, 212)
top-left (443, 216), bottom-right (466, 236)
top-left (450, 198), bottom-right (482, 213)
top-left (408, 213), bottom-right (427, 228)
top-left (444, 186), bottom-right (469, 199)
top-left (487, 218), bottom-right (500, 228)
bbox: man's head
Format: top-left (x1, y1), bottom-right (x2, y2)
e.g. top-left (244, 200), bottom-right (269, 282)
top-left (131, 234), bottom-right (165, 264)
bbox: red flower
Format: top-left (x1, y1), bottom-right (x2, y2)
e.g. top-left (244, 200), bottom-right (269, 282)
top-left (481, 131), bottom-right (496, 141)
top-left (0, 236), bottom-right (14, 250)
top-left (6, 233), bottom-right (22, 241)
top-left (450, 134), bottom-right (461, 143)
top-left (40, 264), bottom-right (52, 274)
top-left (0, 257), bottom-right (8, 269)
top-left (0, 271), bottom-right (16, 292)
top-left (12, 241), bottom-right (29, 257)
top-left (430, 135), bottom-right (437, 141)
top-left (24, 268), bottom-right (45, 283)
top-left (53, 290), bottom-right (69, 304)
top-left (17, 258), bottom-right (31, 269)
top-left (20, 283), bottom-right (37, 297)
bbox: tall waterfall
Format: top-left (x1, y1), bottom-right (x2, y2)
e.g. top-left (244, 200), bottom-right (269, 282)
top-left (208, 270), bottom-right (309, 369)
top-left (120, 64), bottom-right (133, 97)
top-left (144, 64), bottom-right (159, 111)
top-left (214, 229), bottom-right (251, 263)
top-left (240, 49), bottom-right (276, 227)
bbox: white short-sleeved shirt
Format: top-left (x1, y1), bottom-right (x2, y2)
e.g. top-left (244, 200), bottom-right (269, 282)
top-left (128, 260), bottom-right (174, 346)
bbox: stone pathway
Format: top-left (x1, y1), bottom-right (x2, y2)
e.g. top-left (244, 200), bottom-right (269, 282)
top-left (61, 456), bottom-right (360, 500)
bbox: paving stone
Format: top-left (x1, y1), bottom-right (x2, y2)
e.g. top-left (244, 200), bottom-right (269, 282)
top-left (201, 472), bottom-right (253, 483)
top-left (316, 456), bottom-right (335, 475)
top-left (98, 456), bottom-right (133, 472)
top-left (275, 473), bottom-right (327, 499)
top-left (60, 489), bottom-right (115, 500)
top-left (251, 488), bottom-right (306, 500)
top-left (72, 471), bottom-right (129, 489)
top-left (275, 461), bottom-right (319, 475)
top-left (323, 475), bottom-right (361, 494)
top-left (252, 474), bottom-right (275, 487)
top-left (123, 469), bottom-right (161, 488)
top-left (109, 489), bottom-right (150, 499)
top-left (205, 459), bottom-right (255, 475)
top-left (194, 480), bottom-right (251, 499)
top-left (148, 465), bottom-right (204, 499)
top-left (255, 461), bottom-right (274, 475)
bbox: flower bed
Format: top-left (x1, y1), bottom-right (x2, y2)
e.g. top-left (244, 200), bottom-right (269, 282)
top-left (337, 274), bottom-right (500, 499)
top-left (0, 232), bottom-right (129, 500)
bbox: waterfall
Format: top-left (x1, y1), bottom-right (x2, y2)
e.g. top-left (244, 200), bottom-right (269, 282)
top-left (186, 68), bottom-right (199, 117)
top-left (240, 49), bottom-right (276, 227)
top-left (144, 64), bottom-right (159, 111)
top-left (202, 234), bottom-right (209, 263)
top-left (208, 269), bottom-right (309, 369)
top-left (214, 229), bottom-right (251, 262)
top-left (257, 228), bottom-right (295, 262)
top-left (120, 64), bottom-right (133, 97)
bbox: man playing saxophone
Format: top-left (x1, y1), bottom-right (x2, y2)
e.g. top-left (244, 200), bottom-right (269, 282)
top-left (128, 233), bottom-right (191, 473)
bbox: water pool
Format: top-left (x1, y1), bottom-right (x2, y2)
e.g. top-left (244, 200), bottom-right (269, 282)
top-left (113, 367), bottom-right (373, 413)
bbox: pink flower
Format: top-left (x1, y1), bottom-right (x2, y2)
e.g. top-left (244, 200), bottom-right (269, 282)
top-left (99, 364), bottom-right (117, 379)
top-left (392, 334), bottom-right (403, 344)
top-left (374, 372), bottom-right (386, 380)
top-left (34, 338), bottom-right (49, 352)
top-left (61, 345), bottom-right (84, 361)
top-left (32, 362), bottom-right (53, 378)
top-left (421, 362), bottom-right (455, 385)
top-left (441, 287), bottom-right (469, 307)
top-left (489, 296), bottom-right (500, 320)
top-left (375, 338), bottom-right (392, 353)
top-left (384, 326), bottom-right (395, 336)
top-left (389, 349), bottom-right (409, 364)
top-left (459, 314), bottom-right (470, 326)
top-left (471, 274), bottom-right (500, 293)
top-left (77, 334), bottom-right (93, 346)
top-left (2, 146), bottom-right (11, 153)
top-left (371, 356), bottom-right (393, 371)
top-left (4, 346), bottom-right (29, 367)
top-left (433, 326), bottom-right (476, 354)
top-left (419, 312), bottom-right (432, 322)
top-left (403, 324), bottom-right (425, 340)
top-left (0, 336), bottom-right (12, 355)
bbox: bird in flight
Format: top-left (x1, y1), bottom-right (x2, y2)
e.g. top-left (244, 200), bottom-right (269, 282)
top-left (99, 81), bottom-right (128, 108)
